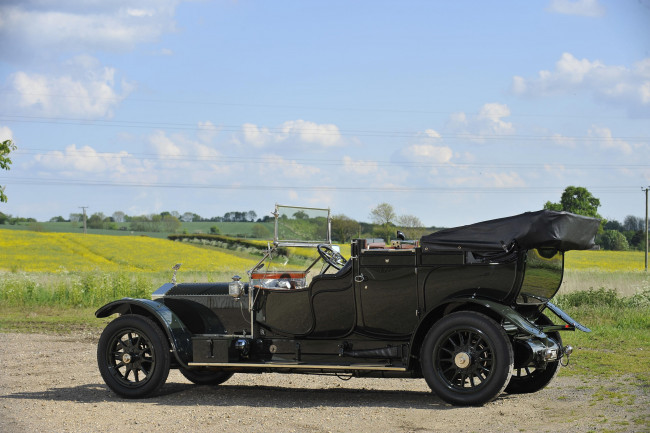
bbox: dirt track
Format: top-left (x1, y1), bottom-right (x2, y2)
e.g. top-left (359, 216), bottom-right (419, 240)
top-left (0, 331), bottom-right (647, 433)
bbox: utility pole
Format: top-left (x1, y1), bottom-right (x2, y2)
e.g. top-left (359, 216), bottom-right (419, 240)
top-left (80, 206), bottom-right (88, 235)
top-left (641, 186), bottom-right (650, 272)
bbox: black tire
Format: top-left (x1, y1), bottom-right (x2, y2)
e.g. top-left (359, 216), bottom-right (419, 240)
top-left (179, 368), bottom-right (234, 386)
top-left (420, 311), bottom-right (514, 406)
top-left (97, 315), bottom-right (170, 398)
top-left (506, 314), bottom-right (561, 394)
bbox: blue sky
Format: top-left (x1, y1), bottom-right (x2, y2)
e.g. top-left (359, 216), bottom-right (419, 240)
top-left (1, 0), bottom-right (649, 227)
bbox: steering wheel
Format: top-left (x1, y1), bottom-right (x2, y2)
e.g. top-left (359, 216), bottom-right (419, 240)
top-left (317, 244), bottom-right (348, 271)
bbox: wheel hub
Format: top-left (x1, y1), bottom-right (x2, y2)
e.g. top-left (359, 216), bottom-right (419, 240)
top-left (454, 352), bottom-right (471, 369)
top-left (122, 353), bottom-right (133, 364)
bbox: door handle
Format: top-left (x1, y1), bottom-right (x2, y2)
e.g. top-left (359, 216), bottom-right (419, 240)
top-left (354, 274), bottom-right (367, 283)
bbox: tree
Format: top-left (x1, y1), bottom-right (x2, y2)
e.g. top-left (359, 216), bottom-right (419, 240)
top-left (162, 215), bottom-right (181, 232)
top-left (252, 223), bottom-right (271, 239)
top-left (87, 212), bottom-right (106, 229)
top-left (332, 214), bottom-right (359, 243)
top-left (112, 211), bottom-right (126, 223)
top-left (181, 212), bottom-right (194, 222)
top-left (1, 139), bottom-right (17, 203)
top-left (598, 230), bottom-right (629, 251)
top-left (370, 203), bottom-right (396, 225)
top-left (623, 215), bottom-right (644, 232)
top-left (293, 210), bottom-right (309, 220)
top-left (544, 186), bottom-right (601, 219)
top-left (247, 210), bottom-right (257, 222)
top-left (603, 219), bottom-right (623, 231)
top-left (397, 214), bottom-right (425, 239)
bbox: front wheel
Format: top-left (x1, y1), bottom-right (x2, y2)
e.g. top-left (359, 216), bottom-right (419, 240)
top-left (97, 315), bottom-right (171, 398)
top-left (420, 311), bottom-right (513, 406)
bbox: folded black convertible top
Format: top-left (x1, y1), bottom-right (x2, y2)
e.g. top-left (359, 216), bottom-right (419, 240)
top-left (420, 210), bottom-right (600, 253)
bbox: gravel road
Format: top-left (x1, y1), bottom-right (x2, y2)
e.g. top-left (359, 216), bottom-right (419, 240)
top-left (0, 331), bottom-right (647, 433)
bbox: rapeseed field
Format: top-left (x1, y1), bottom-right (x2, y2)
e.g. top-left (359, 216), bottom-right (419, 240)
top-left (0, 229), bottom-right (258, 273)
top-left (0, 229), bottom-right (646, 307)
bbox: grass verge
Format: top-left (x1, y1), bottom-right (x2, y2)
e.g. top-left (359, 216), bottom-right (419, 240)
top-left (1, 288), bottom-right (648, 383)
top-left (554, 288), bottom-right (650, 384)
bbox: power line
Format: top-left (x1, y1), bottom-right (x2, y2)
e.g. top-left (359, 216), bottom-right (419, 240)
top-left (12, 147), bottom-right (650, 171)
top-left (2, 114), bottom-right (650, 142)
top-left (0, 176), bottom-right (640, 194)
top-left (0, 91), bottom-right (633, 120)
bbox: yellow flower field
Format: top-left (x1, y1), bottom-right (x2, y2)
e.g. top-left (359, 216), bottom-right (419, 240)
top-left (565, 249), bottom-right (647, 272)
top-left (0, 229), bottom-right (258, 273)
top-left (1, 228), bottom-right (643, 273)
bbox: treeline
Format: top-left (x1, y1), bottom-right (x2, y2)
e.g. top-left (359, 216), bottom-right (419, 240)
top-left (39, 210), bottom-right (268, 233)
top-left (599, 215), bottom-right (646, 251)
top-left (0, 213), bottom-right (36, 225)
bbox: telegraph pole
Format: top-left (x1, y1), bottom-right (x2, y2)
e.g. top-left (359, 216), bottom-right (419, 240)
top-left (641, 186), bottom-right (650, 272)
top-left (80, 206), bottom-right (88, 235)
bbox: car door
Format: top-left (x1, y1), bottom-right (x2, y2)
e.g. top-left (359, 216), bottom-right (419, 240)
top-left (355, 250), bottom-right (419, 337)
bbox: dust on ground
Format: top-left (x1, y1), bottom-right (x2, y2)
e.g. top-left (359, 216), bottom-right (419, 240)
top-left (0, 332), bottom-right (647, 433)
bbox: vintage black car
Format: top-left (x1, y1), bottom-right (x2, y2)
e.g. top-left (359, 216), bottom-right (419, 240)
top-left (96, 205), bottom-right (599, 406)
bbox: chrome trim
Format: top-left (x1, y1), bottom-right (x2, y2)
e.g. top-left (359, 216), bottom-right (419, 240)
top-left (187, 362), bottom-right (407, 371)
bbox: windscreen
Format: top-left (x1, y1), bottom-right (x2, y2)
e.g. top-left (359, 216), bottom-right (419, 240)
top-left (275, 205), bottom-right (330, 245)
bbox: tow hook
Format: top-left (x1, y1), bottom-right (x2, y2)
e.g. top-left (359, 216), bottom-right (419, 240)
top-left (561, 344), bottom-right (573, 366)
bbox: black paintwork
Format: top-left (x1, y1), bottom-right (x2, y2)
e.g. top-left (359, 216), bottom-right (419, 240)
top-left (97, 240), bottom-right (587, 373)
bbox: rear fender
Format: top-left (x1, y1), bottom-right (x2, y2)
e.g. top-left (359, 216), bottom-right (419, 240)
top-left (455, 297), bottom-right (547, 339)
top-left (410, 297), bottom-right (547, 370)
top-left (95, 298), bottom-right (193, 365)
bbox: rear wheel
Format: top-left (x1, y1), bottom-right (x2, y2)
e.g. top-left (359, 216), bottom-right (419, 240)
top-left (506, 314), bottom-right (561, 394)
top-left (179, 368), bottom-right (234, 386)
top-left (420, 311), bottom-right (513, 406)
top-left (97, 315), bottom-right (170, 398)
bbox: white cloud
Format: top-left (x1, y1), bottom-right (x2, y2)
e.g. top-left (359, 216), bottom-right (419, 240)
top-left (0, 126), bottom-right (13, 142)
top-left (342, 156), bottom-right (378, 175)
top-left (33, 144), bottom-right (131, 174)
top-left (546, 0), bottom-right (605, 17)
top-left (512, 53), bottom-right (650, 112)
top-left (148, 129), bottom-right (222, 164)
top-left (149, 130), bottom-right (183, 159)
top-left (0, 1), bottom-right (182, 63)
top-left (197, 121), bottom-right (220, 143)
top-left (240, 120), bottom-right (343, 148)
top-left (281, 120), bottom-right (342, 147)
top-left (446, 103), bottom-right (515, 141)
top-left (401, 144), bottom-right (453, 164)
top-left (7, 56), bottom-right (133, 118)
top-left (241, 123), bottom-right (273, 148)
top-left (477, 103), bottom-right (515, 135)
top-left (258, 154), bottom-right (320, 178)
top-left (424, 129), bottom-right (441, 139)
top-left (551, 133), bottom-right (577, 147)
top-left (588, 125), bottom-right (633, 154)
top-left (449, 171), bottom-right (525, 188)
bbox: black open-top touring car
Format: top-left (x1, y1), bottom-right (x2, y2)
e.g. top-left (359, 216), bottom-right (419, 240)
top-left (96, 205), bottom-right (599, 406)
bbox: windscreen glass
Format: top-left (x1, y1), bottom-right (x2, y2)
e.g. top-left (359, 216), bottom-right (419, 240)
top-left (276, 205), bottom-right (330, 244)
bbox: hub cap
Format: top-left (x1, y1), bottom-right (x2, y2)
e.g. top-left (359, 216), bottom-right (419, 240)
top-left (454, 352), bottom-right (471, 368)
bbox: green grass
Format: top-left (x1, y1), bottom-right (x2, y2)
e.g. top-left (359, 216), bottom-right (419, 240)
top-left (0, 306), bottom-right (111, 334)
top-left (0, 221), bottom-right (273, 238)
top-left (554, 288), bottom-right (650, 383)
top-left (1, 287), bottom-right (648, 383)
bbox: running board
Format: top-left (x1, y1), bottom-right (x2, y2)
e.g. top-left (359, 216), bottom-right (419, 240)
top-left (187, 362), bottom-right (407, 372)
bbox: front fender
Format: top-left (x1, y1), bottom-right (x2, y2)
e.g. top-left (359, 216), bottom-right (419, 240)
top-left (96, 298), bottom-right (193, 365)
